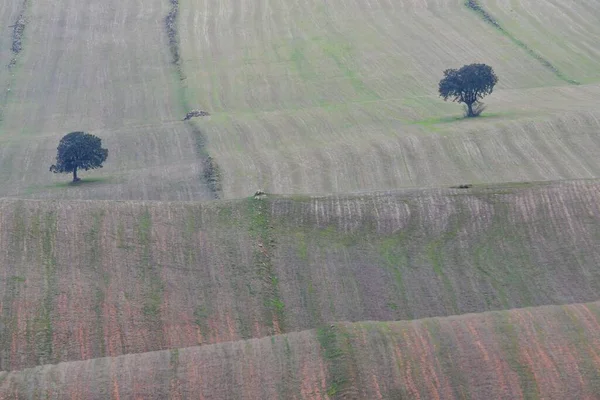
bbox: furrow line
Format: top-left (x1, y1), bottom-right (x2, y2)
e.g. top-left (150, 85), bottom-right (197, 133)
top-left (465, 0), bottom-right (578, 85)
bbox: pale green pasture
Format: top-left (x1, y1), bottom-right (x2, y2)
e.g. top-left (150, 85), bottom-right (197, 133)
top-left (180, 0), bottom-right (600, 197)
top-left (0, 0), bottom-right (213, 200)
top-left (482, 0), bottom-right (600, 84)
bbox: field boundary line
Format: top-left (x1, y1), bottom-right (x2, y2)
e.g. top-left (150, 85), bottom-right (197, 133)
top-left (164, 0), bottom-right (221, 198)
top-left (2, 300), bottom-right (598, 375)
top-left (1, 0), bottom-right (29, 125)
top-left (465, 0), bottom-right (578, 85)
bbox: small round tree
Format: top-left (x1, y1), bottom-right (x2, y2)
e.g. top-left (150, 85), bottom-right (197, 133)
top-left (438, 63), bottom-right (498, 117)
top-left (49, 132), bottom-right (108, 182)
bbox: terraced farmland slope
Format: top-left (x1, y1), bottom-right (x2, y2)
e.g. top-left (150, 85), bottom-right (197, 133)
top-left (1, 0), bottom-right (600, 398)
top-left (179, 0), bottom-right (600, 197)
top-left (0, 0), bottom-right (214, 200)
top-left (2, 301), bottom-right (600, 399)
top-left (1, 179), bottom-right (599, 372)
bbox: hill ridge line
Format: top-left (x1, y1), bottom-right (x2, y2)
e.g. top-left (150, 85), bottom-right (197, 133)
top-left (0, 177), bottom-right (597, 204)
top-left (1, 298), bottom-right (597, 375)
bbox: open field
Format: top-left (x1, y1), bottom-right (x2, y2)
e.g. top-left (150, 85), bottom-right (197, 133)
top-left (1, 179), bottom-right (600, 371)
top-left (1, 0), bottom-right (600, 397)
top-left (2, 0), bottom-right (600, 198)
top-left (2, 300), bottom-right (600, 399)
top-left (178, 0), bottom-right (600, 197)
top-left (0, 0), bottom-right (22, 98)
top-left (481, 0), bottom-right (600, 84)
top-left (0, 0), bottom-right (214, 200)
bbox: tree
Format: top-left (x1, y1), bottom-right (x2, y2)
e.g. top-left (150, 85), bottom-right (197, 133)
top-left (49, 132), bottom-right (108, 182)
top-left (438, 63), bottom-right (498, 117)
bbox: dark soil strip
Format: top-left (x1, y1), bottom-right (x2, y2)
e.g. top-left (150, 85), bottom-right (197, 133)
top-left (2, 1), bottom-right (28, 123)
top-left (317, 325), bottom-right (358, 398)
top-left (185, 121), bottom-right (221, 198)
top-left (9, 0), bottom-right (28, 68)
top-left (465, 0), bottom-right (578, 85)
top-left (165, 0), bottom-right (180, 65)
top-left (164, 0), bottom-right (221, 198)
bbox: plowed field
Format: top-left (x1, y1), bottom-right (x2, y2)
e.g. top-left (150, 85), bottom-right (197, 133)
top-left (2, 301), bottom-right (600, 399)
top-left (1, 180), bottom-right (600, 372)
top-left (1, 0), bottom-right (600, 397)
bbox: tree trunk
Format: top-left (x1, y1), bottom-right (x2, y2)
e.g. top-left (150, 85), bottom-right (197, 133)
top-left (72, 167), bottom-right (79, 182)
top-left (466, 102), bottom-right (474, 118)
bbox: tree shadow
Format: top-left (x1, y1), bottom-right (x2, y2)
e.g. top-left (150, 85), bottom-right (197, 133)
top-left (413, 111), bottom-right (516, 127)
top-left (54, 176), bottom-right (116, 188)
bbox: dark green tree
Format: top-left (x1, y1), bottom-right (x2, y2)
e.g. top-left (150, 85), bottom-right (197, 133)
top-left (439, 63), bottom-right (498, 117)
top-left (49, 132), bottom-right (108, 182)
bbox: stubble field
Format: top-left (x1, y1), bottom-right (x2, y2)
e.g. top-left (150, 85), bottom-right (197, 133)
top-left (2, 300), bottom-right (600, 399)
top-left (179, 0), bottom-right (600, 197)
top-left (1, 180), bottom-right (600, 373)
top-left (1, 0), bottom-right (600, 397)
top-left (0, 0), bottom-right (214, 200)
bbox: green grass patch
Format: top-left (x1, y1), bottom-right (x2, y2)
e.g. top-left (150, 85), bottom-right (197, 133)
top-left (413, 111), bottom-right (518, 128)
top-left (85, 210), bottom-right (108, 357)
top-left (424, 319), bottom-right (470, 399)
top-left (50, 176), bottom-right (116, 188)
top-left (136, 208), bottom-right (152, 268)
top-left (425, 207), bottom-right (466, 314)
top-left (317, 325), bottom-right (351, 398)
top-left (494, 311), bottom-right (541, 399)
top-left (247, 197), bottom-right (286, 333)
top-left (28, 211), bottom-right (59, 365)
top-left (378, 233), bottom-right (413, 319)
top-left (193, 305), bottom-right (210, 337)
top-left (135, 208), bottom-right (165, 343)
top-left (22, 176), bottom-right (118, 195)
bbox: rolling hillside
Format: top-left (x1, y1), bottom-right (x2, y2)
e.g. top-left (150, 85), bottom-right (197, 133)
top-left (1, 0), bottom-right (600, 398)
top-left (0, 0), bottom-right (214, 200)
top-left (2, 301), bottom-right (600, 399)
top-left (1, 180), bottom-right (600, 372)
top-left (178, 0), bottom-right (600, 197)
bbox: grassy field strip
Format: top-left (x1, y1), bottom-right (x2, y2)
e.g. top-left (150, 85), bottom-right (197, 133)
top-left (0, 122), bottom-right (212, 200)
top-left (180, 0), bottom-right (559, 113)
top-left (0, 0), bottom-right (24, 112)
top-left (179, 0), bottom-right (600, 197)
top-left (204, 109), bottom-right (600, 197)
top-left (2, 301), bottom-right (600, 398)
top-left (1, 180), bottom-right (600, 370)
top-left (482, 0), bottom-right (600, 84)
top-left (0, 0), bottom-right (214, 200)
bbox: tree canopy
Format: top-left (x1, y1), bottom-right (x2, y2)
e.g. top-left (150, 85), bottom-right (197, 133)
top-left (49, 131), bottom-right (108, 182)
top-left (438, 63), bottom-right (498, 117)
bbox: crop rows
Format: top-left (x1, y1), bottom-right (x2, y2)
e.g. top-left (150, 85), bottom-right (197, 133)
top-left (481, 0), bottom-right (600, 84)
top-left (0, 0), bottom-right (213, 200)
top-left (2, 300), bottom-right (600, 399)
top-left (177, 0), bottom-right (600, 197)
top-left (1, 179), bottom-right (600, 371)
